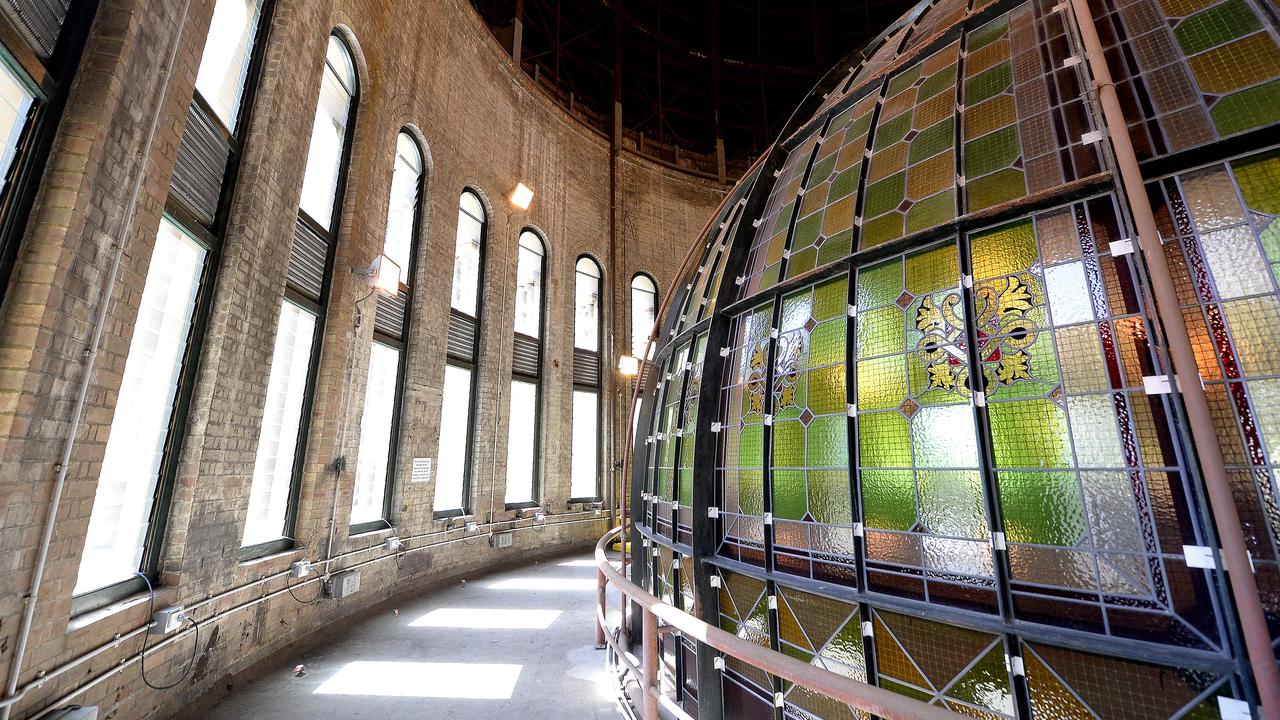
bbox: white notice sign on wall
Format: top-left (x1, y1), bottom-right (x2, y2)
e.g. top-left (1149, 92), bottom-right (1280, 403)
top-left (411, 457), bottom-right (432, 483)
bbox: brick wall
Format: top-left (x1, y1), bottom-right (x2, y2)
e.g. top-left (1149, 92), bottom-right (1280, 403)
top-left (0, 0), bottom-right (726, 717)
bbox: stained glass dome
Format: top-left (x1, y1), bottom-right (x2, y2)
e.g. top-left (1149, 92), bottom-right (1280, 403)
top-left (630, 0), bottom-right (1280, 715)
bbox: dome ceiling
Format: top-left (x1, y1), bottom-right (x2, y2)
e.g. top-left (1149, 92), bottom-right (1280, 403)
top-left (469, 0), bottom-right (914, 175)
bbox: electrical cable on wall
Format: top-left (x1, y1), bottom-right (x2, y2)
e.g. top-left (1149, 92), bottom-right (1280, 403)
top-left (135, 574), bottom-right (200, 691)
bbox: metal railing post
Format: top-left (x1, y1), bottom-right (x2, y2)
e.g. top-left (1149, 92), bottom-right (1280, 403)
top-left (642, 607), bottom-right (660, 720)
top-left (596, 567), bottom-right (608, 649)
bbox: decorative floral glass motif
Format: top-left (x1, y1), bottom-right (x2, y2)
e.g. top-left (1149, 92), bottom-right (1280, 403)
top-left (1095, 0), bottom-right (1280, 159)
top-left (717, 306), bottom-right (773, 565)
top-left (976, 198), bottom-right (1224, 650)
top-left (783, 94), bottom-right (878, 280)
top-left (871, 609), bottom-right (1014, 718)
top-left (855, 240), bottom-right (997, 611)
top-left (1152, 148), bottom-right (1280, 641)
top-left (772, 276), bottom-right (857, 583)
top-left (860, 41), bottom-right (961, 249)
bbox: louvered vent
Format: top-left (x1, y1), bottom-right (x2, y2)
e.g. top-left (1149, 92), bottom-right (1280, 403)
top-left (0, 0), bottom-right (69, 58)
top-left (511, 333), bottom-right (540, 377)
top-left (573, 348), bottom-right (600, 388)
top-left (447, 311), bottom-right (478, 361)
top-left (170, 104), bottom-right (232, 227)
top-left (374, 288), bottom-right (407, 339)
top-left (287, 218), bottom-right (327, 301)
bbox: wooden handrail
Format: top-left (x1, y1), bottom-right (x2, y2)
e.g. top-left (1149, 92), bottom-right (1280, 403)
top-left (594, 527), bottom-right (970, 720)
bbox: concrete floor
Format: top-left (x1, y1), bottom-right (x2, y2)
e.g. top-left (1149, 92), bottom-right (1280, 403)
top-left (195, 552), bottom-right (626, 720)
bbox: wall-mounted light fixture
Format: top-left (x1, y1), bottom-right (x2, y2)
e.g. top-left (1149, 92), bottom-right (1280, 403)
top-left (354, 254), bottom-right (402, 297)
top-left (509, 182), bottom-right (534, 211)
top-left (618, 355), bottom-right (639, 377)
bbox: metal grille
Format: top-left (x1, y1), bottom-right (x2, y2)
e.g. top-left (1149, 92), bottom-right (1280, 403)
top-left (573, 347), bottom-right (600, 388)
top-left (170, 103), bottom-right (232, 228)
top-left (447, 311), bottom-right (478, 361)
top-left (373, 288), bottom-right (407, 339)
top-left (511, 333), bottom-right (541, 377)
top-left (0, 0), bottom-right (68, 58)
top-left (287, 218), bottom-right (327, 302)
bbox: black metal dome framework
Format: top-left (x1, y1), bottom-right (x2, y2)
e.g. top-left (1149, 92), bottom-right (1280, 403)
top-left (627, 0), bottom-right (1280, 715)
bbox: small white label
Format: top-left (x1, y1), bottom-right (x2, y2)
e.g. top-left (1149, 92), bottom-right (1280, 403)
top-left (854, 216), bottom-right (863, 228)
top-left (1218, 697), bottom-right (1251, 720)
top-left (861, 621), bottom-right (874, 638)
top-left (773, 168), bottom-right (783, 178)
top-left (782, 250), bottom-right (791, 260)
top-left (642, 538), bottom-right (651, 547)
top-left (1062, 56), bottom-right (1081, 68)
top-left (708, 506), bottom-right (720, 518)
top-left (751, 219), bottom-right (762, 229)
top-left (711, 422), bottom-right (723, 433)
top-left (1081, 130), bottom-right (1104, 144)
top-left (672, 558), bottom-right (681, 569)
top-left (847, 403), bottom-right (857, 417)
top-left (767, 595), bottom-right (777, 609)
top-left (736, 275), bottom-right (746, 286)
top-left (974, 391), bottom-right (987, 407)
top-left (1143, 375), bottom-right (1173, 395)
top-left (957, 174), bottom-right (967, 187)
top-left (720, 346), bottom-right (731, 357)
top-left (770, 327), bottom-right (779, 339)
top-left (675, 429), bottom-right (684, 439)
top-left (1184, 544), bottom-right (1218, 569)
top-left (714, 656), bottom-right (725, 670)
top-left (764, 414), bottom-right (773, 426)
top-left (411, 457), bottom-right (432, 484)
top-left (672, 502), bottom-right (680, 511)
top-left (853, 522), bottom-right (864, 538)
top-left (1010, 655), bottom-right (1025, 677)
top-left (710, 574), bottom-right (721, 587)
top-left (848, 304), bottom-right (857, 317)
top-left (764, 512), bottom-right (773, 525)
top-left (1109, 239), bottom-right (1135, 256)
top-left (774, 692), bottom-right (785, 708)
top-left (992, 532), bottom-right (1007, 551)
top-left (962, 274), bottom-right (974, 288)
top-left (652, 547), bottom-right (660, 557)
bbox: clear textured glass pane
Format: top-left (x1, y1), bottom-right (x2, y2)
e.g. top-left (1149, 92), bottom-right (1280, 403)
top-left (76, 220), bottom-right (206, 594)
top-left (505, 380), bottom-right (538, 504)
top-left (631, 275), bottom-right (657, 358)
top-left (382, 132), bottom-right (421, 283)
top-left (570, 390), bottom-right (599, 498)
top-left (0, 59), bottom-right (33, 199)
top-left (513, 231), bottom-right (544, 337)
top-left (435, 364), bottom-right (473, 513)
top-left (298, 38), bottom-right (354, 229)
top-left (193, 0), bottom-right (262, 131)
top-left (575, 259), bottom-right (600, 350)
top-left (453, 193), bottom-right (484, 315)
top-left (242, 301), bottom-right (317, 546)
top-left (351, 342), bottom-right (401, 525)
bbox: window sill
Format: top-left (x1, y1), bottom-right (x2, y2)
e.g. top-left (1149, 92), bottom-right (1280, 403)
top-left (349, 525), bottom-right (396, 542)
top-left (238, 545), bottom-right (304, 570)
top-left (68, 585), bottom-right (175, 635)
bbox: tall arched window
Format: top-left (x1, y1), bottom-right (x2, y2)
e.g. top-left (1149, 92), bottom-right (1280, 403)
top-left (243, 31), bottom-right (358, 550)
top-left (436, 190), bottom-right (486, 516)
top-left (631, 273), bottom-right (657, 359)
top-left (571, 256), bottom-right (603, 500)
top-left (506, 230), bottom-right (546, 507)
top-left (351, 130), bottom-right (424, 530)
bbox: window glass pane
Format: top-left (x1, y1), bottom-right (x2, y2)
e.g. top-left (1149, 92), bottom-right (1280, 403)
top-left (513, 232), bottom-right (544, 337)
top-left (298, 36), bottom-right (354, 229)
top-left (435, 364), bottom-right (473, 513)
top-left (351, 342), bottom-right (400, 525)
top-left (0, 60), bottom-right (34, 199)
top-left (383, 132), bottom-right (422, 283)
top-left (505, 380), bottom-right (538, 504)
top-left (631, 274), bottom-right (657, 359)
top-left (194, 0), bottom-right (262, 131)
top-left (570, 390), bottom-right (599, 498)
top-left (242, 301), bottom-right (317, 546)
top-left (574, 258), bottom-right (600, 351)
top-left (452, 193), bottom-right (484, 315)
top-left (76, 220), bottom-right (206, 594)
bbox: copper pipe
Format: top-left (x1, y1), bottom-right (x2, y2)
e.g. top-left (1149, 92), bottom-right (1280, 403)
top-left (1067, 0), bottom-right (1280, 713)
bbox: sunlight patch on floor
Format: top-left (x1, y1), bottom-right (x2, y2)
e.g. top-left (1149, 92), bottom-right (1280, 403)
top-left (313, 661), bottom-right (522, 699)
top-left (409, 607), bottom-right (562, 629)
top-left (486, 577), bottom-right (597, 591)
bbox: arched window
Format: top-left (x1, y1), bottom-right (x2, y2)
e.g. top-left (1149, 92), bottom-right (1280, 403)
top-left (506, 230), bottom-right (546, 507)
top-left (571, 256), bottom-right (603, 500)
top-left (350, 130), bottom-right (424, 531)
top-left (436, 190), bottom-right (486, 516)
top-left (631, 273), bottom-right (657, 359)
top-left (244, 31), bottom-right (359, 550)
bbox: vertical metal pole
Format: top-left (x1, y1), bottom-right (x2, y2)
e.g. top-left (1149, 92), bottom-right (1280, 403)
top-left (596, 568), bottom-right (608, 649)
top-left (1067, 0), bottom-right (1280, 714)
top-left (642, 608), bottom-right (660, 720)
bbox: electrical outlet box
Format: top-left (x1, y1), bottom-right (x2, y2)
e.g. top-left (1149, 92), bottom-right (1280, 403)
top-left (149, 605), bottom-right (186, 635)
top-left (383, 536), bottom-right (403, 551)
top-left (290, 560), bottom-right (312, 578)
top-left (46, 708), bottom-right (99, 720)
top-left (325, 569), bottom-right (361, 599)
top-left (464, 521), bottom-right (478, 532)
top-left (490, 531), bottom-right (514, 549)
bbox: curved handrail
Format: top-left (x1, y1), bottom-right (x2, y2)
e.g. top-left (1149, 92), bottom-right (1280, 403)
top-left (594, 527), bottom-right (969, 720)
